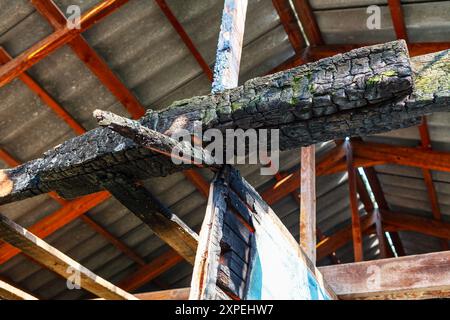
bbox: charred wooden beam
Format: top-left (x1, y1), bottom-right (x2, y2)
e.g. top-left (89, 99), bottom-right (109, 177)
top-left (274, 43), bottom-right (450, 72)
top-left (0, 214), bottom-right (137, 300)
top-left (99, 174), bottom-right (198, 264)
top-left (1, 42), bottom-right (449, 205)
top-left (299, 145), bottom-right (316, 263)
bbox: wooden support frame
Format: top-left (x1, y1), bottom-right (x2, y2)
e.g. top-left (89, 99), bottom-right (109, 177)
top-left (0, 213), bottom-right (137, 300)
top-left (155, 0), bottom-right (213, 82)
top-left (300, 145), bottom-right (316, 264)
top-left (31, 0), bottom-right (145, 119)
top-left (418, 117), bottom-right (449, 250)
top-left (345, 140), bottom-right (363, 262)
top-left (292, 0), bottom-right (323, 45)
top-left (0, 279), bottom-right (38, 300)
top-left (319, 250), bottom-right (450, 299)
top-left (272, 0), bottom-right (307, 55)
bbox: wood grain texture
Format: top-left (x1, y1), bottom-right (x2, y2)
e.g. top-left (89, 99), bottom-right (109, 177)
top-left (0, 214), bottom-right (137, 300)
top-left (300, 145), bottom-right (316, 264)
top-left (0, 280), bottom-right (38, 300)
top-left (319, 251), bottom-right (450, 299)
top-left (191, 166), bottom-right (337, 300)
top-left (345, 141), bottom-right (363, 262)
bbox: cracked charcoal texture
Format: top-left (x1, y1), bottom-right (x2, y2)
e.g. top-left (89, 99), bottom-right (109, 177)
top-left (0, 41), bottom-right (449, 204)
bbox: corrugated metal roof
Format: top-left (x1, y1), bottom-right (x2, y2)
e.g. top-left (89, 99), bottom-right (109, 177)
top-left (0, 0), bottom-right (449, 299)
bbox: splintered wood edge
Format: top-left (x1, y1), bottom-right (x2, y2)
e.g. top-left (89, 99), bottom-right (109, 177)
top-left (0, 171), bottom-right (13, 197)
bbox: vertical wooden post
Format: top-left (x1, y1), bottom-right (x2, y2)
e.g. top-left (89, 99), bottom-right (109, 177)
top-left (300, 145), bottom-right (316, 264)
top-left (345, 140), bottom-right (364, 262)
top-left (212, 0), bottom-right (248, 93)
top-left (190, 0), bottom-right (248, 301)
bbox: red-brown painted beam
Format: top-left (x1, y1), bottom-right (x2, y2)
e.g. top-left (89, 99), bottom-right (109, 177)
top-left (292, 0), bottom-right (323, 45)
top-left (271, 42), bottom-right (450, 73)
top-left (272, 0), bottom-right (307, 55)
top-left (154, 0), bottom-right (213, 82)
top-left (31, 0), bottom-right (145, 119)
top-left (345, 141), bottom-right (363, 262)
top-left (0, 0), bottom-right (130, 88)
top-left (418, 117), bottom-right (449, 250)
top-left (387, 0), bottom-right (409, 41)
top-left (0, 47), bottom-right (86, 135)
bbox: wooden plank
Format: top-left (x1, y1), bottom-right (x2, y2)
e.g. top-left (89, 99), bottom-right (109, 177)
top-left (272, 0), bottom-right (307, 54)
top-left (387, 0), bottom-right (408, 41)
top-left (211, 0), bottom-right (248, 92)
top-left (0, 0), bottom-right (129, 88)
top-left (134, 288), bottom-right (190, 300)
top-left (299, 145), bottom-right (316, 264)
top-left (319, 251), bottom-right (450, 299)
top-left (292, 0), bottom-right (323, 45)
top-left (191, 166), bottom-right (336, 300)
top-left (101, 175), bottom-right (198, 264)
top-left (345, 141), bottom-right (363, 262)
top-left (0, 191), bottom-right (110, 264)
top-left (0, 280), bottom-right (38, 300)
top-left (0, 214), bottom-right (137, 300)
top-left (354, 141), bottom-right (450, 173)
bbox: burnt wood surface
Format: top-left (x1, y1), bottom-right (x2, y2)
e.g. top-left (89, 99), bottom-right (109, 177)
top-left (0, 41), bottom-right (449, 204)
top-left (190, 166), bottom-right (336, 300)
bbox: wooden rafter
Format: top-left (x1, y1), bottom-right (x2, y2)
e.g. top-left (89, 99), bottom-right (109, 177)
top-left (299, 145), bottom-right (316, 263)
top-left (292, 0), bottom-right (323, 45)
top-left (0, 279), bottom-right (38, 300)
top-left (4, 44), bottom-right (450, 205)
top-left (31, 0), bottom-right (145, 119)
top-left (272, 0), bottom-right (307, 55)
top-left (319, 250), bottom-right (450, 299)
top-left (0, 213), bottom-right (137, 300)
top-left (0, 0), bottom-right (130, 88)
top-left (345, 140), bottom-right (363, 262)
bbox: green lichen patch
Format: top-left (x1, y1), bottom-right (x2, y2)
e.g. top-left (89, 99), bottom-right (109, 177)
top-left (415, 56), bottom-right (450, 96)
top-left (366, 69), bottom-right (398, 85)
